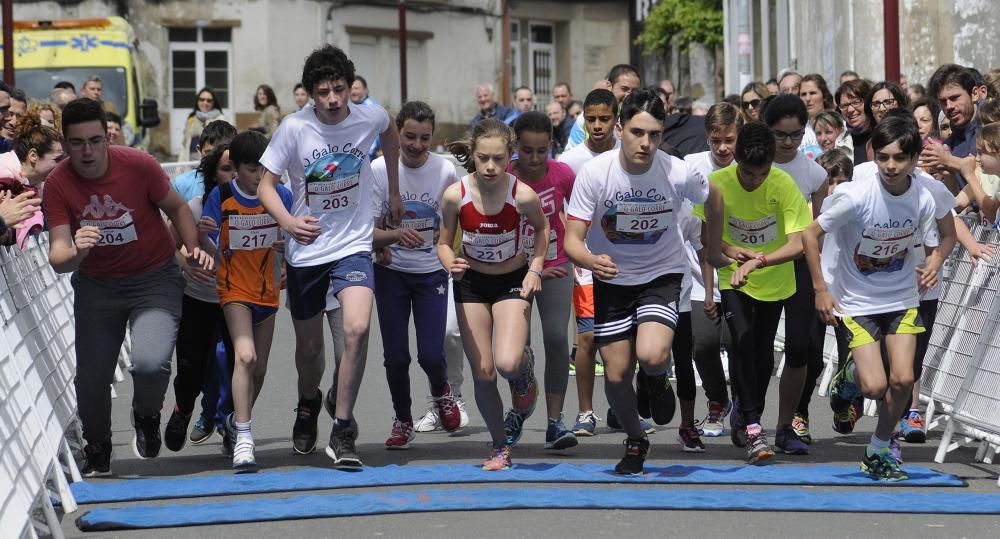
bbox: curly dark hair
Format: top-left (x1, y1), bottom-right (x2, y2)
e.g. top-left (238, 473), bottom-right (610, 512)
top-left (301, 45), bottom-right (356, 94)
top-left (735, 122), bottom-right (776, 167)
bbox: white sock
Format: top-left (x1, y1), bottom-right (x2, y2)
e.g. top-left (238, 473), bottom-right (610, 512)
top-left (867, 434), bottom-right (889, 455)
top-left (235, 419), bottom-right (252, 443)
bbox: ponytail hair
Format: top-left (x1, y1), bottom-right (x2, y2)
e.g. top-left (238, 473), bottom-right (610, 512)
top-left (447, 118), bottom-right (515, 173)
top-left (13, 109), bottom-right (63, 163)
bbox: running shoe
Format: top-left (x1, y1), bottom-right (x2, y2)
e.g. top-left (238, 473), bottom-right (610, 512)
top-left (890, 432), bottom-right (903, 464)
top-left (413, 393), bottom-right (470, 432)
top-left (829, 355), bottom-right (861, 411)
top-left (606, 407), bottom-right (656, 434)
top-left (774, 424), bottom-right (810, 455)
top-left (861, 447), bottom-right (908, 481)
top-left (232, 436), bottom-right (257, 472)
top-left (82, 440), bottom-right (113, 478)
top-left (701, 400), bottom-right (731, 438)
top-left (131, 410), bottom-right (161, 459)
top-left (221, 412), bottom-right (235, 458)
top-left (595, 361), bottom-right (605, 377)
top-left (189, 415), bottom-right (216, 445)
top-left (434, 385), bottom-right (462, 433)
top-left (509, 347), bottom-right (538, 416)
top-left (615, 437), bottom-right (650, 475)
top-left (636, 367), bottom-right (651, 419)
top-left (568, 361), bottom-right (576, 376)
top-left (482, 443), bottom-right (512, 471)
top-left (746, 426), bottom-right (775, 465)
top-left (572, 410), bottom-right (599, 436)
top-left (832, 395), bottom-right (864, 435)
top-left (503, 408), bottom-right (528, 446)
top-left (646, 372), bottom-right (677, 425)
top-left (292, 391), bottom-right (322, 455)
top-left (544, 415), bottom-right (579, 450)
top-left (791, 412), bottom-right (812, 445)
top-left (326, 421), bottom-right (363, 470)
top-left (164, 405), bottom-right (192, 452)
top-left (678, 424), bottom-right (706, 453)
top-left (385, 418), bottom-right (415, 450)
top-left (730, 401), bottom-right (747, 448)
top-left (900, 411), bottom-right (926, 443)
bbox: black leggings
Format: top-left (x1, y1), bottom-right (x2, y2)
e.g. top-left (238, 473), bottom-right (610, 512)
top-left (172, 294), bottom-right (234, 416)
top-left (786, 259), bottom-right (828, 418)
top-left (677, 305), bottom-right (731, 403)
top-left (721, 288), bottom-right (783, 426)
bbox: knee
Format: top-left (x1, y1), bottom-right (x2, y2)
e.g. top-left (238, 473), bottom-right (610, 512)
top-left (236, 350), bottom-right (257, 370)
top-left (859, 379), bottom-right (887, 400)
top-left (578, 332), bottom-right (594, 348)
top-left (636, 345), bottom-right (669, 373)
top-left (342, 320), bottom-right (370, 344)
top-left (494, 357), bottom-right (521, 380)
top-left (471, 367), bottom-right (498, 384)
top-left (130, 353), bottom-right (171, 378)
top-left (889, 372), bottom-right (915, 392)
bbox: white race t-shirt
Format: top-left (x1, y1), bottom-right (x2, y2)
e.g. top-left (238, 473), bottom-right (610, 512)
top-left (260, 103), bottom-right (389, 266)
top-left (850, 162), bottom-right (954, 302)
top-left (566, 149), bottom-right (709, 286)
top-left (371, 153), bottom-right (458, 274)
top-left (182, 196), bottom-right (220, 303)
top-left (817, 166), bottom-right (940, 317)
top-left (774, 151), bottom-right (827, 202)
top-left (677, 201), bottom-right (703, 313)
top-left (683, 151), bottom-right (725, 303)
top-left (558, 139), bottom-right (621, 174)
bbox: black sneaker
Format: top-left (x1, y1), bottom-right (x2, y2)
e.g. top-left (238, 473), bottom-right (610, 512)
top-left (292, 391), bottom-right (322, 455)
top-left (164, 405), bottom-right (192, 452)
top-left (636, 367), bottom-right (651, 419)
top-left (646, 373), bottom-right (677, 425)
top-left (615, 436), bottom-right (650, 475)
top-left (221, 412), bottom-right (235, 458)
top-left (189, 415), bottom-right (216, 445)
top-left (81, 440), bottom-right (113, 478)
top-left (131, 410), bottom-right (162, 459)
top-left (325, 421), bottom-right (363, 470)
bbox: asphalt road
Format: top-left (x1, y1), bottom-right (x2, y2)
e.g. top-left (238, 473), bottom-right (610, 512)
top-left (59, 306), bottom-right (1000, 538)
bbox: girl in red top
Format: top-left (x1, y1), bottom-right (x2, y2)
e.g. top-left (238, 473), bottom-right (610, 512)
top-left (507, 111), bottom-right (578, 451)
top-left (438, 118), bottom-right (549, 470)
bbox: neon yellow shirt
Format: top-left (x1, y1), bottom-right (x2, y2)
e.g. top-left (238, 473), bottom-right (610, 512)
top-left (694, 164), bottom-right (811, 302)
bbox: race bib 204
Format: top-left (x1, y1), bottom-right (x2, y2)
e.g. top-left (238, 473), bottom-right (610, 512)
top-left (81, 213), bottom-right (137, 247)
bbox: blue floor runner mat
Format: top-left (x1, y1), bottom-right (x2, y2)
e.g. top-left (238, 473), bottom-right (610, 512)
top-left (76, 485), bottom-right (1000, 530)
top-left (70, 462), bottom-right (964, 504)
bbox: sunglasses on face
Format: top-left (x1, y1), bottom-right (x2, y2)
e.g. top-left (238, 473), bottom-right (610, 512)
top-left (741, 99), bottom-right (761, 109)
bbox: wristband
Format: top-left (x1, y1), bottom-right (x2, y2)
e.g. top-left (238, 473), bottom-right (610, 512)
top-left (528, 269), bottom-right (543, 278)
top-left (755, 254), bottom-right (768, 268)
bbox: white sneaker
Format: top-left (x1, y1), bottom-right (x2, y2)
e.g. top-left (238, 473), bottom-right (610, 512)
top-left (414, 404), bottom-right (441, 432)
top-left (456, 395), bottom-right (470, 428)
top-left (232, 437), bottom-right (256, 471)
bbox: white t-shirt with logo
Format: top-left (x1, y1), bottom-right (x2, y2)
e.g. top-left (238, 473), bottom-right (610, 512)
top-left (817, 165), bottom-right (940, 317)
top-left (683, 151), bottom-right (724, 303)
top-left (567, 149), bottom-right (709, 286)
top-left (558, 139), bottom-right (621, 174)
top-left (371, 153), bottom-right (459, 274)
top-left (774, 151), bottom-right (827, 202)
top-left (260, 103), bottom-right (389, 266)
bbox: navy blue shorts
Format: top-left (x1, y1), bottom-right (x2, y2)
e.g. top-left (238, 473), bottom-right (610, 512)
top-left (223, 301), bottom-right (279, 326)
top-left (286, 252), bottom-right (374, 320)
top-left (576, 316), bottom-right (595, 334)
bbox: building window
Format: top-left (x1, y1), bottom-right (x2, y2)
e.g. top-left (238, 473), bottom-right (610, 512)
top-left (168, 27), bottom-right (232, 109)
top-left (528, 22), bottom-right (555, 100)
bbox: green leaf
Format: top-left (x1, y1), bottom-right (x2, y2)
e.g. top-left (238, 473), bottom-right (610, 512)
top-left (637, 0), bottom-right (724, 54)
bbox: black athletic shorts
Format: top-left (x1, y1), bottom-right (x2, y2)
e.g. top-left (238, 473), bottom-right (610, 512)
top-left (592, 273), bottom-right (682, 344)
top-left (453, 266), bottom-right (530, 304)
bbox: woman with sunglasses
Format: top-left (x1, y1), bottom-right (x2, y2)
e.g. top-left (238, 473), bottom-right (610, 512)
top-left (835, 79), bottom-right (874, 164)
top-left (741, 82), bottom-right (770, 122)
top-left (180, 87), bottom-right (228, 162)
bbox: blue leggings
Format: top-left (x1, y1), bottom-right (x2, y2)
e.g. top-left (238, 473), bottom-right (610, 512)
top-left (374, 265), bottom-right (450, 422)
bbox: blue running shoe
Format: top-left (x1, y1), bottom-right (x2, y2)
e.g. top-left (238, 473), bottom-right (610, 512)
top-left (544, 415), bottom-right (579, 450)
top-left (900, 411), bottom-right (927, 443)
top-left (504, 408), bottom-right (528, 446)
top-left (572, 411), bottom-right (598, 437)
top-left (774, 424), bottom-right (810, 455)
top-left (861, 447), bottom-right (908, 481)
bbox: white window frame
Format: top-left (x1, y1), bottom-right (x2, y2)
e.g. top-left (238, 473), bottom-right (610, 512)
top-left (527, 21), bottom-right (555, 100)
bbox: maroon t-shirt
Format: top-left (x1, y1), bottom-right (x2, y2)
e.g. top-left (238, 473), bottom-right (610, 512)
top-left (43, 146), bottom-right (174, 278)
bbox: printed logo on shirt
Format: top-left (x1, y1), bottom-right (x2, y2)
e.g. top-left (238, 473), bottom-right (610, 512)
top-left (390, 200), bottom-right (439, 251)
top-left (79, 194), bottom-right (138, 247)
top-left (853, 224), bottom-right (914, 275)
top-left (600, 190), bottom-right (674, 244)
top-left (305, 150), bottom-right (364, 214)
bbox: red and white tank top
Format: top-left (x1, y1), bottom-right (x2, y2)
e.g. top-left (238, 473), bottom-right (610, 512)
top-left (459, 174), bottom-right (521, 264)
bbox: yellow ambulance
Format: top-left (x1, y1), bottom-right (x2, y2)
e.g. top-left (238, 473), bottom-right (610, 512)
top-left (1, 16), bottom-right (159, 145)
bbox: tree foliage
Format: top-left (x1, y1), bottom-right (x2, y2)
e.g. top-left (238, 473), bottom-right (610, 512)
top-left (637, 0), bottom-right (724, 54)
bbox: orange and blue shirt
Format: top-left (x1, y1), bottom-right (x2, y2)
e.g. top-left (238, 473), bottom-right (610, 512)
top-left (203, 181), bottom-right (293, 308)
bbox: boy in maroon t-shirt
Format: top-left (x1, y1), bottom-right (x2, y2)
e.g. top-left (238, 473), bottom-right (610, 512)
top-left (44, 98), bottom-right (212, 477)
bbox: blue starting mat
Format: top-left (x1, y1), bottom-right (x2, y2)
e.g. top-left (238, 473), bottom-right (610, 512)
top-left (70, 462), bottom-right (965, 504)
top-left (76, 485), bottom-right (1000, 531)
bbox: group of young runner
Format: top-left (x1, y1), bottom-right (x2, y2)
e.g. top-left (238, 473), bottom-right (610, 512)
top-left (48, 46), bottom-right (987, 481)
